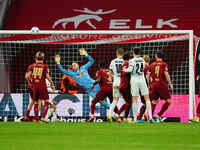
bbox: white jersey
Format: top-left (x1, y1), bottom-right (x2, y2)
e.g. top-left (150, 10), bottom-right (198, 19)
top-left (109, 58), bottom-right (124, 87)
top-left (124, 56), bottom-right (148, 96)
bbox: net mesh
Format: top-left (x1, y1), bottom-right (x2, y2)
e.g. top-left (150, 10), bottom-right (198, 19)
top-left (0, 33), bottom-right (191, 122)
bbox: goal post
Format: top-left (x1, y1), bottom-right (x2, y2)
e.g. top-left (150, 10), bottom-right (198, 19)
top-left (0, 30), bottom-right (195, 122)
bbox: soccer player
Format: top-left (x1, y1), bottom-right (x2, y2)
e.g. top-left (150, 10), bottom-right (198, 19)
top-left (88, 62), bottom-right (113, 122)
top-left (26, 51), bottom-right (55, 122)
top-left (124, 47), bottom-right (154, 122)
top-left (108, 48), bottom-right (124, 121)
top-left (150, 51), bottom-right (173, 122)
top-left (137, 55), bottom-right (151, 121)
top-left (54, 48), bottom-right (109, 108)
top-left (116, 52), bottom-right (132, 122)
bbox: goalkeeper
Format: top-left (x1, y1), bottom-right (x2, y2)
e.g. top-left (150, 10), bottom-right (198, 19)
top-left (54, 48), bottom-right (109, 108)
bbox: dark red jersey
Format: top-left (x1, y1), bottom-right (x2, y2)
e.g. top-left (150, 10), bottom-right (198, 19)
top-left (120, 61), bottom-right (130, 89)
top-left (150, 60), bottom-right (168, 84)
top-left (27, 62), bottom-right (49, 85)
top-left (96, 69), bottom-right (113, 87)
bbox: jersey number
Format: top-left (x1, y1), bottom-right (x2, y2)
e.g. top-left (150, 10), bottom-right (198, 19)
top-left (135, 63), bottom-right (144, 75)
top-left (155, 66), bottom-right (160, 77)
top-left (115, 64), bottom-right (122, 74)
top-left (33, 67), bottom-right (43, 79)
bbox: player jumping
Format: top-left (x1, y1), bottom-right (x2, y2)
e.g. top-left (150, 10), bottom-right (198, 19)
top-left (54, 48), bottom-right (109, 108)
top-left (149, 51), bottom-right (173, 122)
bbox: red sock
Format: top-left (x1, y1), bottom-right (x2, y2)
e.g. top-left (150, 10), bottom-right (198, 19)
top-left (25, 110), bottom-right (30, 118)
top-left (138, 105), bottom-right (146, 120)
top-left (158, 101), bottom-right (170, 117)
top-left (197, 103), bottom-right (200, 117)
top-left (151, 103), bottom-right (156, 115)
top-left (42, 102), bottom-right (49, 118)
top-left (117, 104), bottom-right (126, 115)
top-left (34, 104), bottom-right (39, 121)
top-left (125, 104), bottom-right (131, 118)
top-left (90, 100), bottom-right (96, 115)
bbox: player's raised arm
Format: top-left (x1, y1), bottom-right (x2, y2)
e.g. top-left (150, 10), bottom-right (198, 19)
top-left (79, 48), bottom-right (94, 70)
top-left (54, 54), bottom-right (75, 77)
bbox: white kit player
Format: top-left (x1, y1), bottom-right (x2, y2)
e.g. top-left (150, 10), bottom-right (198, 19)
top-left (124, 47), bottom-right (154, 122)
top-left (108, 48), bottom-right (124, 121)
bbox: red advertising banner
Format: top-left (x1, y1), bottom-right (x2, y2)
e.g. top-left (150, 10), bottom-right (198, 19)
top-left (3, 0), bottom-right (200, 37)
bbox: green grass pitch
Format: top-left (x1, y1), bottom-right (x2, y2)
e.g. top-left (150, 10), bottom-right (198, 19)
top-left (0, 122), bottom-right (200, 150)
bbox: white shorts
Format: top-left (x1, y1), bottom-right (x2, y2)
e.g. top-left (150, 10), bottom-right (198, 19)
top-left (113, 86), bottom-right (121, 98)
top-left (131, 81), bottom-right (149, 97)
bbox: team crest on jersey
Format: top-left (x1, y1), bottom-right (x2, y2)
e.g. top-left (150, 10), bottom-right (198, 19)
top-left (77, 72), bottom-right (84, 77)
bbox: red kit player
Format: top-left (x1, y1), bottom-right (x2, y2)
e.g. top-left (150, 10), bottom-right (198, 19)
top-left (150, 51), bottom-right (173, 122)
top-left (25, 51), bottom-right (55, 122)
top-left (88, 62), bottom-right (114, 122)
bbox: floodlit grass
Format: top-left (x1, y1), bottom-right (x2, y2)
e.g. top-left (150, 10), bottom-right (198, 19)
top-left (0, 122), bottom-right (200, 150)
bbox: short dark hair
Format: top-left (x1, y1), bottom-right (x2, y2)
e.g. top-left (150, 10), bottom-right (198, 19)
top-left (123, 52), bottom-right (131, 60)
top-left (156, 51), bottom-right (164, 59)
top-left (116, 48), bottom-right (124, 55)
top-left (133, 47), bottom-right (140, 55)
top-left (35, 51), bottom-right (45, 61)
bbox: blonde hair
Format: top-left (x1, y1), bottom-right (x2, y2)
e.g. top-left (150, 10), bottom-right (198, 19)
top-left (143, 55), bottom-right (150, 64)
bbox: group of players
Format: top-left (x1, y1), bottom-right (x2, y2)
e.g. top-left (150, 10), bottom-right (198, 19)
top-left (24, 47), bottom-right (174, 123)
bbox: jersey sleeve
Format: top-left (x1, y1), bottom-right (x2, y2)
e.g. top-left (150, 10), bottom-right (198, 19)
top-left (57, 64), bottom-right (76, 77)
top-left (163, 63), bottom-right (168, 72)
top-left (124, 59), bottom-right (134, 72)
top-left (27, 65), bottom-right (33, 73)
top-left (81, 55), bottom-right (94, 70)
top-left (96, 70), bottom-right (101, 78)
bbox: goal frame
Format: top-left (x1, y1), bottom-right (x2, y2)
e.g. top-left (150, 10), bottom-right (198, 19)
top-left (0, 30), bottom-right (194, 120)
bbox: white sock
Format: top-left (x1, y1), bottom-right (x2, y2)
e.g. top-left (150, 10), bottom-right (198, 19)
top-left (146, 100), bottom-right (153, 119)
top-left (109, 100), bottom-right (118, 116)
top-left (46, 108), bottom-right (54, 119)
top-left (132, 102), bottom-right (138, 121)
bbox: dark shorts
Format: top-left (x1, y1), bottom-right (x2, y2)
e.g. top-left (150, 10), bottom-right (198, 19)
top-left (32, 83), bottom-right (49, 101)
top-left (151, 82), bottom-right (171, 101)
top-left (119, 86), bottom-right (131, 104)
top-left (95, 85), bottom-right (113, 102)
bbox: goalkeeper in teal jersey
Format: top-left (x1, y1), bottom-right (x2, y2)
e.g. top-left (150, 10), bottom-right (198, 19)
top-left (55, 48), bottom-right (109, 108)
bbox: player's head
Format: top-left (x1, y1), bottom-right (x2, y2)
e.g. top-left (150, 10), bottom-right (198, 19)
top-left (116, 48), bottom-right (124, 57)
top-left (155, 51), bottom-right (164, 60)
top-left (133, 47), bottom-right (140, 56)
top-left (123, 52), bottom-right (131, 61)
top-left (143, 55), bottom-right (150, 64)
top-left (72, 62), bottom-right (79, 72)
top-left (35, 51), bottom-right (45, 61)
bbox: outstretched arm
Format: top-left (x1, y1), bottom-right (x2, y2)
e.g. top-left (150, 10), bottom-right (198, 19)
top-left (55, 54), bottom-right (75, 77)
top-left (79, 48), bottom-right (94, 70)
